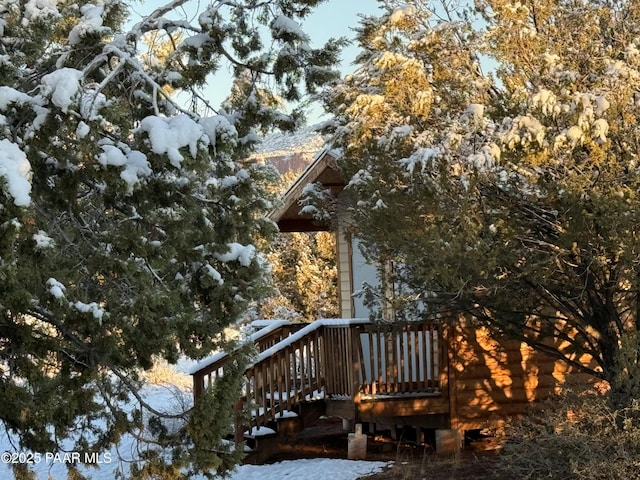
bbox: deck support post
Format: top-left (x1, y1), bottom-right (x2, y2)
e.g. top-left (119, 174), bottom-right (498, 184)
top-left (435, 429), bottom-right (462, 455)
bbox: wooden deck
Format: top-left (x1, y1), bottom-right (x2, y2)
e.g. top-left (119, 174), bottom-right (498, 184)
top-left (191, 319), bottom-right (446, 432)
top-left (190, 317), bottom-right (598, 456)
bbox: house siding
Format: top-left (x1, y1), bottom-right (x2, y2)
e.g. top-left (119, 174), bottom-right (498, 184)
top-left (448, 322), bottom-right (598, 430)
top-left (336, 220), bottom-right (353, 318)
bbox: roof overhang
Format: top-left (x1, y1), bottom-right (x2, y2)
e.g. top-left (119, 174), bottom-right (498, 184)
top-left (268, 148), bottom-right (344, 232)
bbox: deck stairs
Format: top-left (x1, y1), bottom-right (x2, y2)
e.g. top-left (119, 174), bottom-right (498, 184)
top-left (190, 318), bottom-right (445, 461)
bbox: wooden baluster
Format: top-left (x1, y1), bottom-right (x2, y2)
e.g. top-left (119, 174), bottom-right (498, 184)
top-left (385, 334), bottom-right (392, 393)
top-left (244, 370), bottom-right (252, 428)
top-left (284, 346), bottom-right (292, 411)
top-left (323, 329), bottom-right (331, 395)
top-left (422, 324), bottom-right (430, 390)
top-left (347, 327), bottom-right (353, 397)
top-left (316, 330), bottom-right (324, 393)
top-left (367, 331), bottom-right (375, 395)
top-left (313, 331), bottom-right (321, 394)
top-left (276, 351), bottom-right (284, 418)
top-left (308, 334), bottom-right (314, 394)
top-left (430, 324), bottom-right (437, 391)
top-left (408, 329), bottom-right (415, 392)
top-left (260, 361), bottom-right (268, 425)
top-left (336, 328), bottom-right (344, 394)
top-left (298, 338), bottom-right (304, 396)
top-left (378, 332), bottom-right (385, 393)
top-left (292, 342), bottom-right (297, 399)
top-left (399, 329), bottom-right (406, 393)
top-left (272, 353), bottom-right (279, 418)
top-left (343, 328), bottom-right (349, 394)
top-left (344, 327), bottom-right (350, 395)
top-left (391, 332), bottom-right (399, 393)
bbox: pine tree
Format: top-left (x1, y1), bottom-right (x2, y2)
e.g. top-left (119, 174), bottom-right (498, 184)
top-left (259, 169), bottom-right (339, 321)
top-left (263, 230), bottom-right (339, 321)
top-left (0, 0), bottom-right (342, 477)
top-left (324, 0), bottom-right (640, 406)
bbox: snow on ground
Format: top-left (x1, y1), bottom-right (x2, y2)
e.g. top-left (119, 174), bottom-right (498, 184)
top-left (0, 445), bottom-right (388, 480)
top-left (0, 444), bottom-right (388, 480)
top-left (0, 385), bottom-right (188, 480)
top-left (0, 378), bottom-right (389, 480)
top-left (226, 458), bottom-right (388, 480)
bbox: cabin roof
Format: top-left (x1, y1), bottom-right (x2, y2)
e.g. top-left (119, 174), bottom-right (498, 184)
top-left (268, 148), bottom-right (345, 232)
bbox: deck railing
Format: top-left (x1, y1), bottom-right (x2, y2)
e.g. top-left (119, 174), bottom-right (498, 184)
top-left (190, 320), bottom-right (304, 399)
top-left (245, 323), bottom-right (324, 427)
top-left (191, 319), bottom-right (442, 430)
top-left (355, 322), bottom-right (440, 396)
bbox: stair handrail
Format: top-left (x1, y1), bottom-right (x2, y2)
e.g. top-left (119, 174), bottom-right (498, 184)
top-left (190, 319), bottom-right (296, 399)
top-left (191, 318), bottom-right (442, 432)
top-left (242, 318), bottom-right (369, 427)
top-left (251, 318), bottom-right (369, 367)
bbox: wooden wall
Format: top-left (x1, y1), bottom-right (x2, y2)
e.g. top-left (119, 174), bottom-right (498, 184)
top-left (448, 322), bottom-right (597, 431)
top-left (336, 221), bottom-right (353, 319)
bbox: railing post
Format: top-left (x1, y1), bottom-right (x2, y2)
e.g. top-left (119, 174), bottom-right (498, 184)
top-left (320, 325), bottom-right (331, 395)
top-left (193, 373), bottom-right (203, 403)
top-left (350, 325), bottom-right (362, 403)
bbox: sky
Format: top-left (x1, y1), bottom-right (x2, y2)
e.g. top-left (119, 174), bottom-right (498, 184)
top-left (127, 0), bottom-right (381, 122)
top-left (298, 0), bottom-right (378, 121)
top-left (301, 0), bottom-right (374, 64)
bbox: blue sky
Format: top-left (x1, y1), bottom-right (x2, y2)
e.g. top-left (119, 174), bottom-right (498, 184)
top-left (128, 0), bottom-right (380, 121)
top-left (305, 0), bottom-right (375, 68)
top-left (296, 0), bottom-right (378, 121)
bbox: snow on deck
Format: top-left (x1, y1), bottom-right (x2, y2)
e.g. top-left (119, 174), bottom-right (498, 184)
top-left (189, 320), bottom-right (291, 374)
top-left (254, 318), bottom-right (369, 365)
top-left (191, 319), bottom-right (370, 374)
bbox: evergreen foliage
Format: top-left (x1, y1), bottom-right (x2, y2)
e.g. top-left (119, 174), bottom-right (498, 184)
top-left (497, 384), bottom-right (640, 479)
top-left (263, 230), bottom-right (339, 321)
top-left (0, 0), bottom-right (342, 477)
top-left (259, 168), bottom-right (339, 322)
top-left (323, 0), bottom-right (640, 404)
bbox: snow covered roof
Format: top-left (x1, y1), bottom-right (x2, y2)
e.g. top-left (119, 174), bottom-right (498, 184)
top-left (268, 148), bottom-right (344, 232)
top-left (254, 124), bottom-right (324, 158)
top-left (252, 124), bottom-right (325, 175)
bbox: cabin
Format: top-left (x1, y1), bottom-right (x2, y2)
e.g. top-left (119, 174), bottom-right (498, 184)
top-left (190, 149), bottom-right (597, 460)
